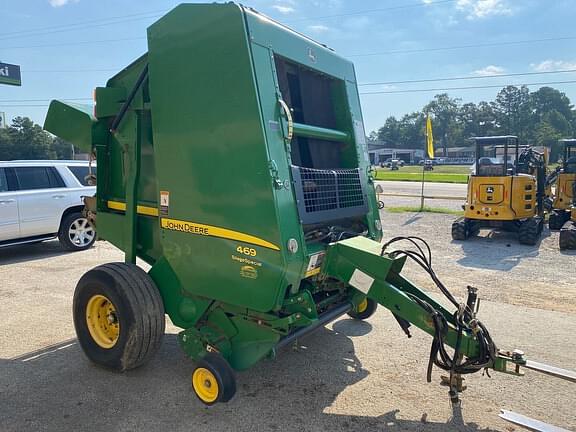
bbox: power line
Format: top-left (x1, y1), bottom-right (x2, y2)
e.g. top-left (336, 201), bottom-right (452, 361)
top-left (286, 0), bottom-right (456, 22)
top-left (20, 67), bottom-right (576, 81)
top-left (0, 98), bottom-right (91, 103)
top-left (349, 36), bottom-right (576, 57)
top-left (5, 32), bottom-right (575, 54)
top-left (0, 10), bottom-right (166, 41)
top-left (23, 68), bottom-right (120, 73)
top-left (0, 104), bottom-right (52, 107)
top-left (359, 69), bottom-right (576, 86)
top-left (359, 80), bottom-right (576, 95)
top-left (2, 37), bottom-right (145, 50)
top-left (0, 1), bottom-right (453, 42)
top-left (3, 80), bottom-right (576, 106)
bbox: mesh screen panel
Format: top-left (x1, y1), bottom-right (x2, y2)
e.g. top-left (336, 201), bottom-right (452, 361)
top-left (291, 165), bottom-right (368, 224)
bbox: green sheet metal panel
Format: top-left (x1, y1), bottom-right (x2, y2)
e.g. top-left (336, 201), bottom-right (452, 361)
top-left (244, 8), bottom-right (355, 82)
top-left (147, 4), bottom-right (290, 312)
top-left (44, 101), bottom-right (95, 153)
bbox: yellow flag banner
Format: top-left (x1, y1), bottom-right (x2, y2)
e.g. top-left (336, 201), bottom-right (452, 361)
top-left (426, 115), bottom-right (434, 159)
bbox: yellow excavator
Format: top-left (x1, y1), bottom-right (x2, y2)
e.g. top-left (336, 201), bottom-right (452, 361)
top-left (560, 200), bottom-right (576, 250)
top-left (548, 139), bottom-right (576, 230)
top-left (452, 136), bottom-right (546, 245)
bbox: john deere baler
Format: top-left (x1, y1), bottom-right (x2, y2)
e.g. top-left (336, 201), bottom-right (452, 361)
top-left (44, 3), bottom-right (574, 407)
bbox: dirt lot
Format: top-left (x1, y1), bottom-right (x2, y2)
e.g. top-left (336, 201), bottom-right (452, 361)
top-left (0, 212), bottom-right (575, 432)
top-left (382, 211), bottom-right (576, 314)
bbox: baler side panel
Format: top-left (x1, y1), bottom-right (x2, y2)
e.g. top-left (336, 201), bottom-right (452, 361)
top-left (247, 42), bottom-right (309, 300)
top-left (146, 4), bottom-right (287, 312)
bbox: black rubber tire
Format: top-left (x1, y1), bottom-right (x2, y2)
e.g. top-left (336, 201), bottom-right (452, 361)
top-left (468, 221), bottom-right (481, 237)
top-left (377, 201), bottom-right (385, 209)
top-left (58, 212), bottom-right (96, 251)
top-left (193, 353), bottom-right (237, 405)
top-left (347, 298), bottom-right (378, 320)
top-left (73, 263), bottom-right (165, 371)
top-left (537, 217), bottom-right (544, 234)
top-left (451, 217), bottom-right (468, 241)
top-left (559, 221), bottom-right (576, 250)
top-left (548, 210), bottom-right (568, 231)
top-left (518, 217), bottom-right (542, 246)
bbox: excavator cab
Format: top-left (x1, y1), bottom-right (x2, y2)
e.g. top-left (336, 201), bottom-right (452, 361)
top-left (563, 139), bottom-right (576, 173)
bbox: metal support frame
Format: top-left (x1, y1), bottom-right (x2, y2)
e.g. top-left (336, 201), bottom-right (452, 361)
top-left (124, 112), bottom-right (142, 264)
top-left (109, 64), bottom-right (149, 264)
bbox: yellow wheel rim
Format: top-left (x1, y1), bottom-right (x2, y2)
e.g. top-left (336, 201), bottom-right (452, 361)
top-left (86, 294), bottom-right (120, 349)
top-left (193, 367), bottom-right (219, 403)
top-left (357, 298), bottom-right (368, 314)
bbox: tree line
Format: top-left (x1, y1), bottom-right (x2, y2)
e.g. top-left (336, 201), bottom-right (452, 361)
top-left (0, 116), bottom-right (78, 161)
top-left (2, 86), bottom-right (575, 162)
top-left (369, 85), bottom-right (576, 161)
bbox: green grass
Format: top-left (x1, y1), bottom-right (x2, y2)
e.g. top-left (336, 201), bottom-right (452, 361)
top-left (373, 165), bottom-right (470, 183)
top-left (374, 171), bottom-right (469, 183)
top-left (388, 165), bottom-right (471, 174)
top-left (385, 206), bottom-right (464, 215)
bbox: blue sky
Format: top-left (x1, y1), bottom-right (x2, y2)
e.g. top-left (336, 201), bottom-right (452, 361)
top-left (0, 0), bottom-right (575, 134)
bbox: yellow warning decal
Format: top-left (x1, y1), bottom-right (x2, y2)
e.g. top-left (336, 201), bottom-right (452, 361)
top-left (304, 267), bottom-right (321, 278)
top-left (160, 217), bottom-right (280, 251)
top-left (107, 200), bottom-right (159, 217)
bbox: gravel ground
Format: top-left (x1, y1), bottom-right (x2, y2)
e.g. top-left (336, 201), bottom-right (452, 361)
top-left (0, 213), bottom-right (575, 432)
top-left (381, 210), bottom-right (576, 314)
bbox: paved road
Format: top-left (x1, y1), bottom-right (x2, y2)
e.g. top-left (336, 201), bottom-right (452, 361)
top-left (375, 180), bottom-right (467, 198)
top-left (375, 180), bottom-right (466, 210)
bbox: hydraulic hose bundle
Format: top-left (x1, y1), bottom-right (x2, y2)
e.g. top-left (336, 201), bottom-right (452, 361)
top-left (381, 236), bottom-right (497, 401)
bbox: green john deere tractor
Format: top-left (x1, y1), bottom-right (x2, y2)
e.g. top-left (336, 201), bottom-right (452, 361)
top-left (44, 3), bottom-right (574, 409)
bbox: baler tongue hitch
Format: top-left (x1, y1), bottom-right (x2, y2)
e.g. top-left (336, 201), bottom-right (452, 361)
top-left (323, 235), bottom-right (576, 405)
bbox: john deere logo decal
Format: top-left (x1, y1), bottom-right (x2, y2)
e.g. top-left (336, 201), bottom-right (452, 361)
top-left (240, 265), bottom-right (258, 279)
top-left (307, 47), bottom-right (317, 63)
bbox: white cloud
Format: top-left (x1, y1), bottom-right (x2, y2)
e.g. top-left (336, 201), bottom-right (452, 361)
top-left (456, 0), bottom-right (512, 19)
top-left (272, 5), bottom-right (295, 14)
top-left (307, 24), bottom-right (330, 33)
top-left (531, 60), bottom-right (576, 72)
top-left (49, 0), bottom-right (78, 7)
top-left (473, 65), bottom-right (506, 76)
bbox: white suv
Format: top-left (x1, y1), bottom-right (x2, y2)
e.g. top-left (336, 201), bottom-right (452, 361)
top-left (0, 160), bottom-right (96, 251)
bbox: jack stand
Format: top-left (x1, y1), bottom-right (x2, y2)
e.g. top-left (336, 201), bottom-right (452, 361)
top-left (441, 373), bottom-right (467, 405)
